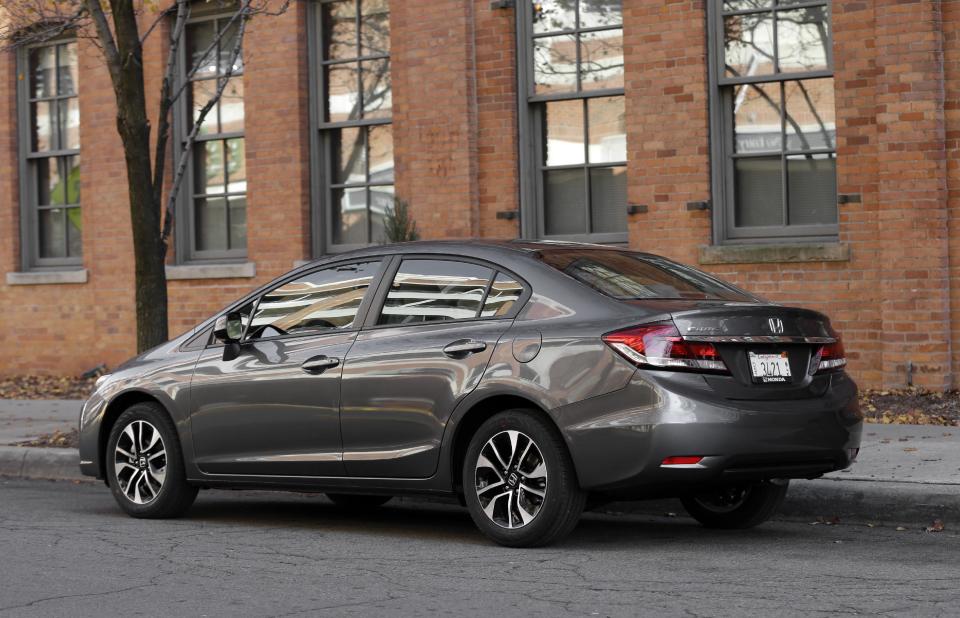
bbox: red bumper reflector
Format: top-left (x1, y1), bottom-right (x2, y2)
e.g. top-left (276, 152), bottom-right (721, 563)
top-left (661, 456), bottom-right (704, 466)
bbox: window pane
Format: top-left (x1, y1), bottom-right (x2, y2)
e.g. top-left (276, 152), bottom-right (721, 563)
top-left (787, 154), bottom-right (836, 225)
top-left (218, 77), bottom-right (244, 133)
top-left (379, 259), bottom-right (493, 326)
top-left (226, 138), bottom-right (246, 192)
top-left (332, 186), bottom-right (367, 244)
top-left (481, 273), bottom-right (523, 317)
top-left (361, 0), bottom-right (390, 56)
top-left (784, 78), bottom-right (835, 151)
top-left (191, 79), bottom-right (219, 135)
top-left (65, 155), bottom-right (81, 203)
top-left (195, 197), bottom-right (228, 251)
top-left (723, 0), bottom-right (771, 10)
top-left (369, 185), bottom-right (394, 243)
top-left (777, 6), bottom-right (829, 73)
top-left (59, 98), bottom-right (80, 150)
top-left (361, 58), bottom-right (391, 118)
top-left (36, 157), bottom-right (63, 205)
top-left (544, 99), bottom-right (584, 166)
top-left (188, 21), bottom-right (218, 77)
top-left (579, 29), bottom-right (623, 91)
top-left (39, 208), bottom-right (66, 258)
top-left (194, 141), bottom-right (225, 195)
top-left (30, 46), bottom-right (56, 98)
top-left (219, 19), bottom-right (244, 75)
top-left (734, 83), bottom-right (781, 153)
top-left (334, 127), bottom-right (366, 183)
top-left (589, 166), bottom-right (626, 233)
top-left (228, 195), bottom-right (247, 250)
top-left (532, 0), bottom-right (575, 34)
top-left (734, 156), bottom-right (782, 227)
top-left (368, 124), bottom-right (394, 183)
top-left (544, 168), bottom-right (586, 235)
top-left (58, 43), bottom-right (78, 96)
top-left (326, 63), bottom-right (360, 122)
top-left (587, 96), bottom-right (625, 163)
top-left (323, 0), bottom-right (358, 61)
top-left (724, 12), bottom-right (775, 78)
top-left (31, 101), bottom-right (55, 151)
top-left (534, 34), bottom-right (577, 95)
top-left (251, 260), bottom-right (382, 337)
top-left (66, 207), bottom-right (82, 257)
top-left (580, 0), bottom-right (622, 28)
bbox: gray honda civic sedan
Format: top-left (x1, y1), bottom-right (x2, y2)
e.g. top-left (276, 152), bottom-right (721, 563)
top-left (79, 240), bottom-right (861, 546)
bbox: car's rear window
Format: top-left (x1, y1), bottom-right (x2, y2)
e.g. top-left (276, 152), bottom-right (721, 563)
top-left (536, 249), bottom-right (757, 302)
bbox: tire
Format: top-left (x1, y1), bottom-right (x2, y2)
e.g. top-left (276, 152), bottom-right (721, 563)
top-left (463, 409), bottom-right (586, 547)
top-left (680, 481), bottom-right (789, 529)
top-left (106, 402), bottom-right (198, 519)
top-left (326, 494), bottom-right (392, 508)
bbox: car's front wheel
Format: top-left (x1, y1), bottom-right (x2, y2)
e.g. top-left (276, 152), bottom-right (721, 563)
top-left (463, 410), bottom-right (586, 547)
top-left (106, 402), bottom-right (197, 518)
top-left (680, 481), bottom-right (788, 529)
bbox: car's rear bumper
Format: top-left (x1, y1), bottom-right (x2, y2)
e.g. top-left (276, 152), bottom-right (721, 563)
top-left (558, 369), bottom-right (862, 495)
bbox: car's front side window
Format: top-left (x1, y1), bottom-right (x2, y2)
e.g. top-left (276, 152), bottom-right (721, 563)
top-left (247, 260), bottom-right (382, 340)
top-left (378, 259), bottom-right (495, 326)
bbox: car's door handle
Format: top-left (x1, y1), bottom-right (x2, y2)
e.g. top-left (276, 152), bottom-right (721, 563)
top-left (442, 340), bottom-right (488, 357)
top-left (301, 356), bottom-right (340, 374)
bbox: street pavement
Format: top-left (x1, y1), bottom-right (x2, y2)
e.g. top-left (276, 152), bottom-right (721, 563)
top-left (0, 479), bottom-right (958, 617)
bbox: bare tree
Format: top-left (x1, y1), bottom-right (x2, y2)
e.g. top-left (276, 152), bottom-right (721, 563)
top-left (1, 0), bottom-right (288, 353)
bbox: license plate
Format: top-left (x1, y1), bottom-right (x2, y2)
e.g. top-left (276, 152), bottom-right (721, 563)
top-left (748, 351), bottom-right (791, 384)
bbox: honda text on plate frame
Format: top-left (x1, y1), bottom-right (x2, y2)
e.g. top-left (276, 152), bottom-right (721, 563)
top-left (79, 241), bottom-right (861, 547)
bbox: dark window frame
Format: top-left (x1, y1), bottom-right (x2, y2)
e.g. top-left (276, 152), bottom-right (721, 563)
top-left (708, 0), bottom-right (839, 244)
top-left (516, 0), bottom-right (628, 244)
top-left (308, 0), bottom-right (394, 257)
top-left (172, 9), bottom-right (248, 264)
top-left (16, 35), bottom-right (82, 270)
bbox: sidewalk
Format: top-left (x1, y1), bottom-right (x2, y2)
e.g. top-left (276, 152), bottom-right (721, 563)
top-left (2, 399), bottom-right (957, 526)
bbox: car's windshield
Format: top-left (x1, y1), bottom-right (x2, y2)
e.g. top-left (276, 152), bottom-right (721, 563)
top-left (536, 249), bottom-right (758, 302)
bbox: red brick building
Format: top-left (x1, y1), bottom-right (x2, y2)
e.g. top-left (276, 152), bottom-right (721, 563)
top-left (0, 0), bottom-right (956, 390)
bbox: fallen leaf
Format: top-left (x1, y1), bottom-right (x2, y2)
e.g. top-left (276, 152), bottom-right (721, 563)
top-left (903, 447), bottom-right (918, 452)
top-left (925, 520), bottom-right (945, 533)
top-left (895, 526), bottom-right (908, 531)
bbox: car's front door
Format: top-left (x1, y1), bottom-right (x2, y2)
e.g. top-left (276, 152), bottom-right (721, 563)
top-left (189, 259), bottom-right (385, 476)
top-left (339, 258), bottom-right (526, 478)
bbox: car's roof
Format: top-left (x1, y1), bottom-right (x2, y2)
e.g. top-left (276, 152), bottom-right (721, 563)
top-left (305, 239), bottom-right (652, 263)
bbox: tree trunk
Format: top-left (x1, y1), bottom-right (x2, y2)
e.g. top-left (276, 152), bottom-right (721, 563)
top-left (105, 0), bottom-right (169, 352)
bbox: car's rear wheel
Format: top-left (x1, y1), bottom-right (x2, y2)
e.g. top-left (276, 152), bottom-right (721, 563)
top-left (106, 402), bottom-right (197, 518)
top-left (326, 494), bottom-right (392, 508)
top-left (680, 481), bottom-right (788, 529)
top-left (463, 409), bottom-right (586, 547)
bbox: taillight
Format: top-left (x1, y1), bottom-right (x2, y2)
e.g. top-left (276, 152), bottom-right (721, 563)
top-left (811, 339), bottom-right (846, 373)
top-left (602, 322), bottom-right (729, 373)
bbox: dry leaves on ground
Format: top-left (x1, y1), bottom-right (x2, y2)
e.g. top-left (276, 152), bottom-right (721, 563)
top-left (860, 388), bottom-right (960, 427)
top-left (0, 375), bottom-right (97, 400)
top-left (16, 429), bottom-right (79, 449)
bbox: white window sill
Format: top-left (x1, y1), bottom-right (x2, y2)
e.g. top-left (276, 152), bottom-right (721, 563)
top-left (6, 269), bottom-right (88, 286)
top-left (165, 262), bottom-right (256, 280)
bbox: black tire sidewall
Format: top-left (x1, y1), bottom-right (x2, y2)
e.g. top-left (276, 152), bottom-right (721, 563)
top-left (106, 402), bottom-right (195, 518)
top-left (463, 409), bottom-right (583, 547)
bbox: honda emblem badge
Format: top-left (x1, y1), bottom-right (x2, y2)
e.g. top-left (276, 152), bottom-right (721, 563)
top-left (768, 317), bottom-right (785, 335)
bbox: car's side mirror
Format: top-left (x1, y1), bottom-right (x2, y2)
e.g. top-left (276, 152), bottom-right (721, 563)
top-left (213, 311), bottom-right (244, 344)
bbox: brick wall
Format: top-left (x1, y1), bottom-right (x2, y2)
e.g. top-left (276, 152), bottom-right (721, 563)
top-left (0, 0), bottom-right (957, 390)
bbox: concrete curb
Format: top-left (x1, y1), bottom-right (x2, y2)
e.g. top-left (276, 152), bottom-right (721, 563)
top-left (3, 445), bottom-right (958, 526)
top-left (0, 446), bottom-right (83, 482)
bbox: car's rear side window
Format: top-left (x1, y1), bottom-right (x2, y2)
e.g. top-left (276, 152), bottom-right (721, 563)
top-left (481, 273), bottom-right (523, 317)
top-left (536, 249), bottom-right (756, 301)
top-left (378, 259), bottom-right (494, 326)
top-left (247, 260), bottom-right (382, 339)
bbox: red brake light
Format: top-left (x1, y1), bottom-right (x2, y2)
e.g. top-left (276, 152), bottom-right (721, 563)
top-left (661, 456), bottom-right (704, 466)
top-left (815, 338), bottom-right (847, 373)
top-left (602, 322), bottom-right (729, 373)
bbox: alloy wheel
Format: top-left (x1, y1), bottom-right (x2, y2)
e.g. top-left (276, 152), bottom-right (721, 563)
top-left (474, 430), bottom-right (547, 529)
top-left (113, 420), bottom-right (167, 505)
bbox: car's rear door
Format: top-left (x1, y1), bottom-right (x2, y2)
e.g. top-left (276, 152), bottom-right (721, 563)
top-left (339, 257), bottom-right (526, 478)
top-left (189, 259), bottom-right (386, 476)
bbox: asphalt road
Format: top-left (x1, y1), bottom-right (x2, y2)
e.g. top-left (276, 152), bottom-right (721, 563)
top-left (1, 480), bottom-right (958, 617)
